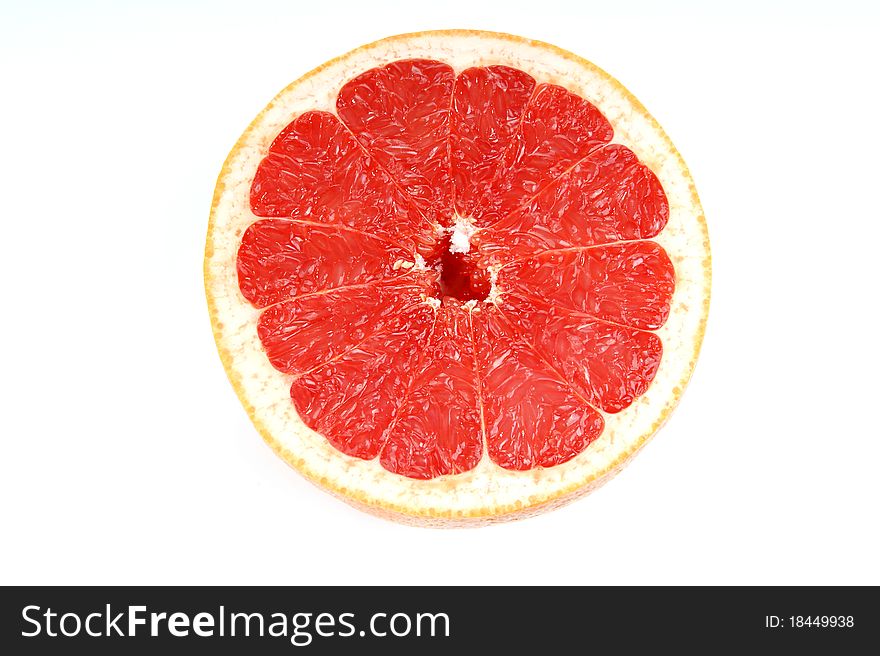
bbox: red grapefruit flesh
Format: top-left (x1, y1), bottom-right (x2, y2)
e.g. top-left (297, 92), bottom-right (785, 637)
top-left (450, 66), bottom-right (536, 222)
top-left (337, 60), bottom-right (455, 225)
top-left (380, 301), bottom-right (483, 479)
top-left (289, 288), bottom-right (436, 461)
top-left (472, 144), bottom-right (669, 264)
top-left (472, 304), bottom-right (605, 470)
top-left (236, 58), bottom-right (674, 480)
top-left (206, 31), bottom-right (710, 523)
top-left (250, 110), bottom-right (438, 256)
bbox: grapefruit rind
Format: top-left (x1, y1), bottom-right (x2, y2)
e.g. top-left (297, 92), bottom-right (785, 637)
top-left (205, 30), bottom-right (711, 526)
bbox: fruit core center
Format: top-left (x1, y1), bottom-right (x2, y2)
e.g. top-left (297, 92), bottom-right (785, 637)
top-left (430, 219), bottom-right (490, 302)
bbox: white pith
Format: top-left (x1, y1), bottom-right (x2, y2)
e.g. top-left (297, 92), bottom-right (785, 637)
top-left (205, 31), bottom-right (710, 523)
top-left (447, 215), bottom-right (476, 254)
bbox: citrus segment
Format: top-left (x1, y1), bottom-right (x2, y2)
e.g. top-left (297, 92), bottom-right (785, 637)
top-left (256, 283), bottom-right (418, 375)
top-left (289, 289), bottom-right (436, 460)
top-left (380, 301), bottom-right (483, 479)
top-left (473, 144), bottom-right (669, 265)
top-left (497, 293), bottom-right (663, 413)
top-left (450, 66), bottom-right (537, 221)
top-left (465, 84), bottom-right (614, 226)
top-left (237, 219), bottom-right (411, 308)
top-left (250, 110), bottom-right (437, 255)
top-left (337, 60), bottom-right (454, 225)
top-left (472, 304), bottom-right (605, 470)
top-left (499, 241), bottom-right (675, 331)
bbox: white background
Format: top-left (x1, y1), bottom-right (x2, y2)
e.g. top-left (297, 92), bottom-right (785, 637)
top-left (1, 0), bottom-right (878, 586)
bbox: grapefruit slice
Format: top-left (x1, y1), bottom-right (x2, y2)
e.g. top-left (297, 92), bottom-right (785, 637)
top-left (205, 30), bottom-right (711, 525)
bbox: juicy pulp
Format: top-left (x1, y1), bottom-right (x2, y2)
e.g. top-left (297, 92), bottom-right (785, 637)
top-left (236, 59), bottom-right (674, 479)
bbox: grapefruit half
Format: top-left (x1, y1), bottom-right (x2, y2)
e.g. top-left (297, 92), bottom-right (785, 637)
top-left (205, 30), bottom-right (711, 525)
